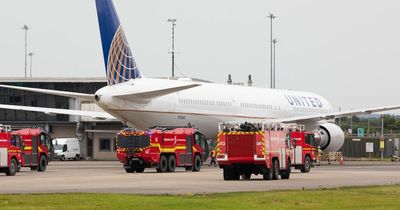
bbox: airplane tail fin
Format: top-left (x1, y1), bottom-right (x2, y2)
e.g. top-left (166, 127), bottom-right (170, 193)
top-left (95, 0), bottom-right (141, 86)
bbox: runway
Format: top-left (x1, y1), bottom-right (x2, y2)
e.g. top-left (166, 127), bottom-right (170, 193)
top-left (1, 161), bottom-right (399, 194)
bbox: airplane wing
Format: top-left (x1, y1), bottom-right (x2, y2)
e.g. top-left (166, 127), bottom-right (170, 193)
top-left (0, 84), bottom-right (94, 101)
top-left (0, 104), bottom-right (116, 120)
top-left (269, 105), bottom-right (400, 123)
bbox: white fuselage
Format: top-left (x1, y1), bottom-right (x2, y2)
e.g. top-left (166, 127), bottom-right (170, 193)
top-left (95, 78), bottom-right (333, 138)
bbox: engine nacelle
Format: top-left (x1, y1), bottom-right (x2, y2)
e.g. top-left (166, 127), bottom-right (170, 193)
top-left (313, 123), bottom-right (344, 152)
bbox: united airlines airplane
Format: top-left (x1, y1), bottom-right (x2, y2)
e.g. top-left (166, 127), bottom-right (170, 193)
top-left (0, 0), bottom-right (399, 152)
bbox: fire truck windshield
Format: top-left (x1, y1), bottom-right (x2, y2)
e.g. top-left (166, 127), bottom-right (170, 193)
top-left (117, 134), bottom-right (150, 149)
top-left (305, 134), bottom-right (315, 146)
top-left (195, 132), bottom-right (209, 161)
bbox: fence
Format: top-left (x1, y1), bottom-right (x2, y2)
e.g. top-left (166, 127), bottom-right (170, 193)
top-left (339, 137), bottom-right (399, 159)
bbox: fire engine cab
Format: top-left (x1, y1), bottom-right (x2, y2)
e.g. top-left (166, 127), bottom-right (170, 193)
top-left (11, 128), bottom-right (53, 172)
top-left (289, 125), bottom-right (318, 173)
top-left (217, 122), bottom-right (292, 180)
top-left (116, 126), bottom-right (209, 173)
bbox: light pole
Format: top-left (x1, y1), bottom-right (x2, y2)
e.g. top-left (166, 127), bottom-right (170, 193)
top-left (272, 39), bottom-right (277, 88)
top-left (381, 115), bottom-right (384, 160)
top-left (267, 13), bottom-right (276, 89)
top-left (28, 52), bottom-right (34, 77)
top-left (167, 18), bottom-right (177, 78)
top-left (22, 25), bottom-right (29, 78)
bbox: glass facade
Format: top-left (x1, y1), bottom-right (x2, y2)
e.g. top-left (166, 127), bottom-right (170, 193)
top-left (0, 80), bottom-right (106, 122)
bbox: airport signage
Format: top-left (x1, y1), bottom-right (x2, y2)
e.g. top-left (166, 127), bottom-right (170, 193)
top-left (380, 140), bottom-right (385, 150)
top-left (366, 142), bottom-right (374, 153)
top-left (357, 128), bottom-right (364, 137)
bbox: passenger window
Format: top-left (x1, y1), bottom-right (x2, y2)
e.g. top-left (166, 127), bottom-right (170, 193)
top-left (63, 144), bottom-right (68, 152)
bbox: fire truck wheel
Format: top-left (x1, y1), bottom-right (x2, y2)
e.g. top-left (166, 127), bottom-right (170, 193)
top-left (232, 169), bottom-right (240, 180)
top-left (38, 155), bottom-right (47, 172)
top-left (263, 169), bottom-right (273, 180)
top-left (223, 166), bottom-right (234, 180)
top-left (223, 166), bottom-right (233, 180)
top-left (157, 155), bottom-right (168, 173)
top-left (301, 156), bottom-right (311, 173)
top-left (167, 155), bottom-right (176, 172)
top-left (280, 160), bottom-right (291, 179)
top-left (125, 167), bottom-right (134, 173)
top-left (135, 167), bottom-right (145, 173)
top-left (6, 158), bottom-right (18, 176)
top-left (272, 159), bottom-right (280, 180)
top-left (241, 173), bottom-right (251, 180)
top-left (192, 155), bottom-right (202, 172)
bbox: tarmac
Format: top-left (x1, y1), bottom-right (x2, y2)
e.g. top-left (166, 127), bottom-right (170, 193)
top-left (0, 160), bottom-right (399, 194)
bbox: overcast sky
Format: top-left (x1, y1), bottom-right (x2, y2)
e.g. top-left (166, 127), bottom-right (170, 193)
top-left (0, 0), bottom-right (399, 112)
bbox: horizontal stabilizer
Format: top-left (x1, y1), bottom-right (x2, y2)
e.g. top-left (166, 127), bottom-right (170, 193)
top-left (0, 84), bottom-right (94, 101)
top-left (0, 104), bottom-right (116, 120)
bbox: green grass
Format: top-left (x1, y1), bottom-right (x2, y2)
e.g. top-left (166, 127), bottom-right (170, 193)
top-left (0, 185), bottom-right (399, 210)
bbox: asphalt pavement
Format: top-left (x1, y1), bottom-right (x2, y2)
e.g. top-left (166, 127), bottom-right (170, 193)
top-left (0, 160), bottom-right (399, 194)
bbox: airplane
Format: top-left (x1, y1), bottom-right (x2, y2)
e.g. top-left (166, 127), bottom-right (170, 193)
top-left (0, 0), bottom-right (399, 152)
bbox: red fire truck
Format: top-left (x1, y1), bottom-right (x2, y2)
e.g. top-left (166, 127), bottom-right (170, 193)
top-left (0, 126), bottom-right (53, 175)
top-left (116, 127), bottom-right (209, 173)
top-left (289, 126), bottom-right (318, 173)
top-left (0, 125), bottom-right (21, 176)
top-left (217, 122), bottom-right (292, 180)
top-left (11, 128), bottom-right (53, 172)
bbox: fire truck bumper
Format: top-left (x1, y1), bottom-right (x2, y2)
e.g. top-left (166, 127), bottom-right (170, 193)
top-left (126, 157), bottom-right (145, 166)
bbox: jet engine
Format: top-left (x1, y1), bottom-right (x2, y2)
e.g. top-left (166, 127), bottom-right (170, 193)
top-left (313, 123), bottom-right (344, 152)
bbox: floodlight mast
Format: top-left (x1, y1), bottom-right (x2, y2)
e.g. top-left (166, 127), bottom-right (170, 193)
top-left (267, 13), bottom-right (276, 89)
top-left (28, 52), bottom-right (34, 77)
top-left (167, 19), bottom-right (177, 78)
top-left (22, 25), bottom-right (29, 78)
top-left (272, 39), bottom-right (277, 88)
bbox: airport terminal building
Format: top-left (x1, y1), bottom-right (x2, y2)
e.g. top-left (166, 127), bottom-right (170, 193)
top-left (0, 77), bottom-right (123, 160)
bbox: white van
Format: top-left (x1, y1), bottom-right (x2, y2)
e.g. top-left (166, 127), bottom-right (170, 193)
top-left (52, 138), bottom-right (81, 161)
